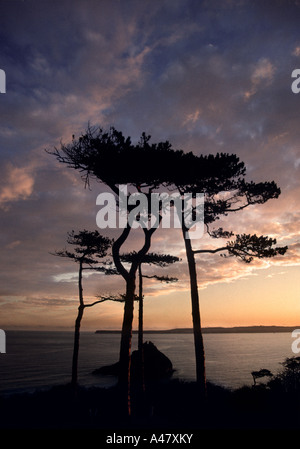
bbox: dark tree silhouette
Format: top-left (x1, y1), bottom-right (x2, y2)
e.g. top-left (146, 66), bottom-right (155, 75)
top-left (100, 252), bottom-right (179, 396)
top-left (48, 126), bottom-right (287, 408)
top-left (52, 229), bottom-right (112, 389)
top-left (120, 252), bottom-right (179, 396)
top-left (279, 356), bottom-right (300, 391)
top-left (47, 127), bottom-right (190, 415)
top-left (174, 159), bottom-right (288, 396)
top-left (120, 252), bottom-right (179, 351)
top-left (155, 152), bottom-right (246, 395)
top-left (251, 369), bottom-right (273, 386)
top-left (281, 356), bottom-right (300, 373)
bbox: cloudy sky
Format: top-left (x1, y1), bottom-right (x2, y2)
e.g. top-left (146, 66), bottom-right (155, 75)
top-left (0, 0), bottom-right (299, 331)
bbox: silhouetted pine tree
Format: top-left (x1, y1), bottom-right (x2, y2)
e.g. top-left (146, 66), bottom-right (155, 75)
top-left (52, 229), bottom-right (112, 390)
top-left (175, 170), bottom-right (287, 396)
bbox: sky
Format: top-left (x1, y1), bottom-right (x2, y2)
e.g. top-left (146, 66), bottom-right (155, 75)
top-left (0, 0), bottom-right (299, 331)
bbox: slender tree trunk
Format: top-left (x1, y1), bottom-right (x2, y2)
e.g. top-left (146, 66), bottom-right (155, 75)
top-left (138, 264), bottom-right (143, 353)
top-left (138, 264), bottom-right (145, 392)
top-left (182, 230), bottom-right (207, 396)
top-left (118, 274), bottom-right (136, 415)
top-left (114, 225), bottom-right (154, 416)
top-left (72, 260), bottom-right (84, 390)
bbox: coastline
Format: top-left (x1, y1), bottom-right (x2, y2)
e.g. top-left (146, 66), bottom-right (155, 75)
top-left (95, 325), bottom-right (300, 334)
top-left (0, 330), bottom-right (299, 429)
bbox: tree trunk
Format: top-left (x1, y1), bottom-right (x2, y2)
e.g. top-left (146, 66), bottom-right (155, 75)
top-left (118, 274), bottom-right (136, 415)
top-left (72, 260), bottom-right (84, 390)
top-left (182, 230), bottom-right (207, 396)
top-left (114, 226), bottom-right (154, 416)
top-left (138, 264), bottom-right (145, 392)
top-left (138, 264), bottom-right (143, 353)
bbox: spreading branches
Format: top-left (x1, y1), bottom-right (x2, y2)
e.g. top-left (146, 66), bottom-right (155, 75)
top-left (46, 125), bottom-right (181, 192)
top-left (206, 226), bottom-right (234, 239)
top-left (237, 180), bottom-right (281, 205)
top-left (52, 229), bottom-right (113, 267)
top-left (120, 251), bottom-right (180, 267)
top-left (142, 274), bottom-right (178, 283)
top-left (96, 293), bottom-right (139, 303)
top-left (225, 234), bottom-right (287, 263)
top-left (194, 233), bottom-right (288, 264)
top-left (203, 180), bottom-right (282, 227)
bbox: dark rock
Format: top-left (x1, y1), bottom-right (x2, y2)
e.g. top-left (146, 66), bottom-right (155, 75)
top-left (134, 341), bottom-right (174, 380)
top-left (92, 341), bottom-right (174, 380)
top-left (92, 362), bottom-right (119, 376)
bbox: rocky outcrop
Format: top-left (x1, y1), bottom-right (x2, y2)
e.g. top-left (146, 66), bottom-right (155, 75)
top-left (92, 341), bottom-right (174, 380)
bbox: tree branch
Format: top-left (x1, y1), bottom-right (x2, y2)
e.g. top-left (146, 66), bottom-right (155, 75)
top-left (193, 246), bottom-right (228, 255)
top-left (83, 299), bottom-right (110, 308)
top-left (112, 225), bottom-right (131, 281)
top-left (142, 274), bottom-right (178, 283)
top-left (193, 234), bottom-right (288, 263)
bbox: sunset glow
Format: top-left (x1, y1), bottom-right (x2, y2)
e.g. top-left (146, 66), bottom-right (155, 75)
top-left (0, 0), bottom-right (299, 332)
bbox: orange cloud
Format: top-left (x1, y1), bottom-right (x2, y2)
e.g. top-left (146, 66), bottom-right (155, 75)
top-left (0, 163), bottom-right (34, 209)
top-left (244, 57), bottom-right (275, 100)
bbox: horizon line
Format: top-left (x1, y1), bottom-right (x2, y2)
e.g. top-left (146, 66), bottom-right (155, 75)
top-left (3, 324), bottom-right (300, 332)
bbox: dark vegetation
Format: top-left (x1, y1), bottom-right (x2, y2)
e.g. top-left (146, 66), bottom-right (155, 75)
top-left (0, 356), bottom-right (300, 429)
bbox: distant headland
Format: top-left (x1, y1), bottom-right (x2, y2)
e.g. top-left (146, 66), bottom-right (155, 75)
top-left (95, 325), bottom-right (300, 334)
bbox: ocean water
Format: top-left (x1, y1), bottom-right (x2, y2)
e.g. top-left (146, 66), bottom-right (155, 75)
top-left (0, 330), bottom-right (296, 395)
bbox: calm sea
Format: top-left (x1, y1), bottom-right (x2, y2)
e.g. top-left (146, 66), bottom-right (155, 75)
top-left (0, 330), bottom-right (296, 395)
